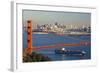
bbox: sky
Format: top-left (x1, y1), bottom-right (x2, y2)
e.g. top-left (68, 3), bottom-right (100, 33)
top-left (22, 10), bottom-right (91, 27)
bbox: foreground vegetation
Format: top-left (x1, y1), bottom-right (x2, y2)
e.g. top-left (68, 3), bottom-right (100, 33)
top-left (23, 52), bottom-right (52, 62)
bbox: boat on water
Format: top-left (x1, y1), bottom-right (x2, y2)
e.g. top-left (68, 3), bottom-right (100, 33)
top-left (55, 48), bottom-right (86, 56)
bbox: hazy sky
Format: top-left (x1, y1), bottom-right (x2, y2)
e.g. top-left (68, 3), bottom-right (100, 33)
top-left (22, 10), bottom-right (91, 27)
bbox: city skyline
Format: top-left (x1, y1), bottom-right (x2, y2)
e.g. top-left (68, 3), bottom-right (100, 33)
top-left (23, 10), bottom-right (91, 28)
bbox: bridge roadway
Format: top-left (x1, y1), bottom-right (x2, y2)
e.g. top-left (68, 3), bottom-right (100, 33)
top-left (32, 41), bottom-right (90, 50)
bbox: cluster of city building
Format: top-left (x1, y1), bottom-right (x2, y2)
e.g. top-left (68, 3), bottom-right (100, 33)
top-left (23, 22), bottom-right (91, 35)
top-left (32, 22), bottom-right (91, 34)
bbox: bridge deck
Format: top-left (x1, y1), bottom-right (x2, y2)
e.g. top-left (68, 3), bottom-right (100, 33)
top-left (32, 41), bottom-right (90, 50)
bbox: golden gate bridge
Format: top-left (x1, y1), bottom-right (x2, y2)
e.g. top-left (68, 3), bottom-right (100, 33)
top-left (25, 20), bottom-right (90, 54)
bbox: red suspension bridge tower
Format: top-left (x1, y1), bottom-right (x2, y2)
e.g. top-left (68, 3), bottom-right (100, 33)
top-left (26, 20), bottom-right (33, 54)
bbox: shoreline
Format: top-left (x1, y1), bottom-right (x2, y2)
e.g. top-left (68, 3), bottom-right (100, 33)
top-left (33, 32), bottom-right (91, 36)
